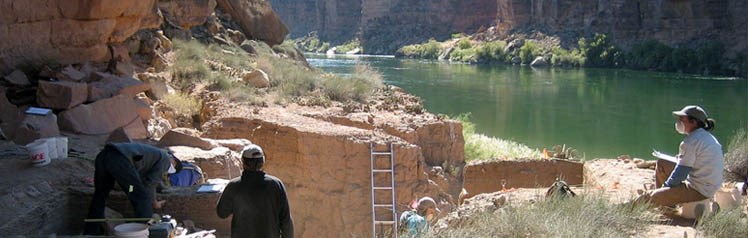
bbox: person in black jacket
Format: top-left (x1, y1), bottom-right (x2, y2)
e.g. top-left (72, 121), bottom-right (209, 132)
top-left (84, 143), bottom-right (182, 235)
top-left (217, 144), bottom-right (294, 238)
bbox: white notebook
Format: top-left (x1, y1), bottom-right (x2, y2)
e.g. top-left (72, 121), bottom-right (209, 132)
top-left (652, 149), bottom-right (678, 163)
top-left (197, 184), bottom-right (226, 193)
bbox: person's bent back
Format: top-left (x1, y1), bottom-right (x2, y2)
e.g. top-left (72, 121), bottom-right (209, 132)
top-left (216, 144), bottom-right (294, 238)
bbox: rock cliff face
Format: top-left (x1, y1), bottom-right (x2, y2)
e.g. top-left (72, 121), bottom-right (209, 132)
top-left (270, 0), bottom-right (747, 54)
top-left (0, 0), bottom-right (161, 73)
top-left (270, 0), bottom-right (498, 53)
top-left (494, 0), bottom-right (747, 53)
top-left (0, 0), bottom-right (290, 74)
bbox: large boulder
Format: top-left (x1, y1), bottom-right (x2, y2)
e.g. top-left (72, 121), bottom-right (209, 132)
top-left (216, 0), bottom-right (289, 46)
top-left (3, 70), bottom-right (30, 86)
top-left (530, 56), bottom-right (548, 67)
top-left (157, 128), bottom-right (215, 150)
top-left (58, 94), bottom-right (142, 136)
top-left (137, 73), bottom-right (169, 101)
top-left (36, 80), bottom-right (88, 110)
top-left (0, 88), bottom-right (24, 140)
top-left (88, 73), bottom-right (150, 102)
top-left (13, 113), bottom-right (60, 145)
top-left (158, 0), bottom-right (217, 29)
top-left (240, 69), bottom-right (269, 88)
top-left (0, 0), bottom-right (162, 74)
top-left (167, 145), bottom-right (241, 179)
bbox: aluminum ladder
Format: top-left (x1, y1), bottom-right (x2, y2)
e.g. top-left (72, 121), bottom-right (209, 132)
top-left (370, 143), bottom-right (397, 238)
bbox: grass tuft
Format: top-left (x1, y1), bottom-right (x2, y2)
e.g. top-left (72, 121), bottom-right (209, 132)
top-left (453, 113), bottom-right (542, 161)
top-left (427, 194), bottom-right (656, 238)
top-left (162, 93), bottom-right (201, 117)
top-left (697, 207), bottom-right (748, 238)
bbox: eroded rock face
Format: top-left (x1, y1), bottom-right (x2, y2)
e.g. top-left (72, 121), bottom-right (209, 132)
top-left (158, 0), bottom-right (218, 29)
top-left (463, 159), bottom-right (584, 199)
top-left (0, 0), bottom-right (162, 74)
top-left (270, 0), bottom-right (747, 55)
top-left (216, 0), bottom-right (289, 45)
top-left (202, 112), bottom-right (453, 237)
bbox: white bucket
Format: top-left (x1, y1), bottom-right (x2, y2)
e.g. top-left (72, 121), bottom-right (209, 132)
top-left (54, 136), bottom-right (68, 159)
top-left (26, 140), bottom-right (50, 167)
top-left (679, 199), bottom-right (712, 219)
top-left (714, 187), bottom-right (743, 210)
top-left (113, 223), bottom-right (149, 238)
top-left (40, 138), bottom-right (59, 160)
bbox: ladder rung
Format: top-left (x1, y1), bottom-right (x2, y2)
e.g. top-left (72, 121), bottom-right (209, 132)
top-left (374, 221), bottom-right (395, 225)
top-left (373, 204), bottom-right (393, 207)
top-left (372, 169), bottom-right (392, 173)
top-left (371, 152), bottom-right (392, 155)
top-left (373, 187), bottom-right (393, 190)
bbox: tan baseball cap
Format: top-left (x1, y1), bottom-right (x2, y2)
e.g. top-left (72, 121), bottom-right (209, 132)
top-left (672, 105), bottom-right (707, 123)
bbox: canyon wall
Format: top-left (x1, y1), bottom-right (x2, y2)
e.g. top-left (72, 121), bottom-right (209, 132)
top-left (270, 0), bottom-right (747, 55)
top-left (0, 0), bottom-right (161, 73)
top-left (269, 0), bottom-right (498, 53)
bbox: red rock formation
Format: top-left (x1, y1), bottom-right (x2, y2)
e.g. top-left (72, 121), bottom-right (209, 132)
top-left (216, 0), bottom-right (289, 45)
top-left (271, 0), bottom-right (747, 55)
top-left (202, 106), bottom-right (457, 237)
top-left (0, 0), bottom-right (162, 73)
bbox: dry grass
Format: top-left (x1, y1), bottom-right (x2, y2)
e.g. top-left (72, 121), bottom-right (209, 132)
top-left (162, 93), bottom-right (201, 117)
top-left (323, 64), bottom-right (383, 102)
top-left (426, 194), bottom-right (656, 238)
top-left (725, 126), bottom-right (748, 182)
top-left (697, 207), bottom-right (748, 238)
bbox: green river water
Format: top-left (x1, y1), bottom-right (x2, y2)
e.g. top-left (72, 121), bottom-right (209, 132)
top-left (307, 54), bottom-right (748, 159)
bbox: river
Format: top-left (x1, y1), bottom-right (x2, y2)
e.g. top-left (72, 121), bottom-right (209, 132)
top-left (307, 54), bottom-right (748, 159)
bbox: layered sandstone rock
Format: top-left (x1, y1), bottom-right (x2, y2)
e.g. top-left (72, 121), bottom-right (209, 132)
top-left (36, 80), bottom-right (88, 110)
top-left (202, 107), bottom-right (453, 237)
top-left (58, 95), bottom-right (143, 136)
top-left (0, 0), bottom-right (162, 74)
top-left (216, 0), bottom-right (289, 45)
top-left (158, 0), bottom-right (218, 29)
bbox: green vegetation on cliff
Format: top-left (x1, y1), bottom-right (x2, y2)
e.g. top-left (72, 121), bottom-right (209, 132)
top-left (395, 34), bottom-right (743, 77)
top-left (455, 114), bottom-right (542, 162)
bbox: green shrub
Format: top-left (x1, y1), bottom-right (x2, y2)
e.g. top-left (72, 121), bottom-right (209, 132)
top-left (626, 40), bottom-right (672, 71)
top-left (519, 41), bottom-right (539, 64)
top-left (453, 114), bottom-right (541, 161)
top-left (551, 48), bottom-right (584, 67)
top-left (697, 40), bottom-right (725, 75)
top-left (697, 207), bottom-right (748, 238)
top-left (579, 34), bottom-right (623, 67)
top-left (426, 194), bottom-right (656, 238)
top-left (397, 39), bottom-right (443, 59)
top-left (335, 39), bottom-right (361, 54)
top-left (669, 47), bottom-right (698, 73)
top-left (457, 38), bottom-right (473, 50)
top-left (450, 47), bottom-right (478, 63)
top-left (475, 41), bottom-right (508, 63)
top-left (257, 55), bottom-right (318, 97)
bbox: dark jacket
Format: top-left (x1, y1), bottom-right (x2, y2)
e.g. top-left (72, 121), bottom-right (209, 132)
top-left (216, 170), bottom-right (294, 238)
top-left (108, 143), bottom-right (171, 202)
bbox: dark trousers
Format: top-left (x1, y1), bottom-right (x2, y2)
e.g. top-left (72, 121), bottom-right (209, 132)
top-left (83, 145), bottom-right (153, 235)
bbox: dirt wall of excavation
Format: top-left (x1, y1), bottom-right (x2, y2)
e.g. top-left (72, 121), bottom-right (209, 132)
top-left (463, 159), bottom-right (584, 198)
top-left (202, 116), bottom-right (452, 237)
